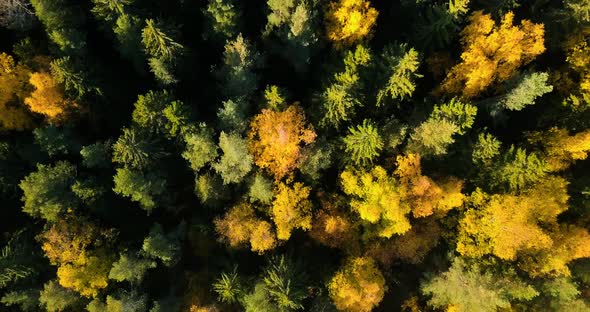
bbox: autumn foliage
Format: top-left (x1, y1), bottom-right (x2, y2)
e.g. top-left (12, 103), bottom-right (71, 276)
top-left (25, 72), bottom-right (77, 122)
top-left (214, 203), bottom-right (277, 254)
top-left (328, 257), bottom-right (386, 312)
top-left (248, 105), bottom-right (316, 180)
top-left (325, 0), bottom-right (378, 48)
top-left (440, 11), bottom-right (545, 98)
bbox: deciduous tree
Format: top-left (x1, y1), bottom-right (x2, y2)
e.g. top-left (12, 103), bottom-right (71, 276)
top-left (25, 71), bottom-right (77, 122)
top-left (340, 166), bottom-right (410, 237)
top-left (249, 105), bottom-right (316, 179)
top-left (113, 167), bottom-right (166, 212)
top-left (271, 182), bottom-right (312, 240)
top-left (440, 11), bottom-right (545, 98)
top-left (457, 176), bottom-right (569, 260)
top-left (328, 257), bottom-right (386, 312)
top-left (325, 0), bottom-right (378, 48)
top-left (0, 52), bottom-right (35, 130)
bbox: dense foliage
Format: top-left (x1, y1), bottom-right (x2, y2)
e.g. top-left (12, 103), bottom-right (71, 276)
top-left (1, 0), bottom-right (590, 311)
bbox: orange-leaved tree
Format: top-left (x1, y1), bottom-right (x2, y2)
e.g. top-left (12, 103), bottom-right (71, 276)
top-left (248, 104), bottom-right (316, 180)
top-left (25, 71), bottom-right (77, 122)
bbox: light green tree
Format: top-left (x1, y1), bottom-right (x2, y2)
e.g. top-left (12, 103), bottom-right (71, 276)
top-left (108, 253), bottom-right (156, 284)
top-left (19, 161), bottom-right (78, 222)
top-left (376, 44), bottom-right (422, 106)
top-left (113, 168), bottom-right (166, 212)
top-left (142, 224), bottom-right (183, 267)
top-left (182, 124), bottom-right (218, 172)
top-left (501, 72), bottom-right (553, 111)
top-left (490, 146), bottom-right (547, 192)
top-left (421, 258), bottom-right (538, 312)
top-left (213, 132), bottom-right (253, 184)
top-left (343, 120), bottom-right (383, 166)
top-left (112, 128), bottom-right (165, 170)
top-left (213, 268), bottom-right (242, 304)
top-left (30, 0), bottom-right (86, 55)
top-left (218, 34), bottom-right (259, 99)
top-left (203, 0), bottom-right (240, 39)
top-left (472, 133), bottom-right (501, 165)
top-left (39, 280), bottom-right (81, 312)
top-left (321, 45), bottom-right (371, 128)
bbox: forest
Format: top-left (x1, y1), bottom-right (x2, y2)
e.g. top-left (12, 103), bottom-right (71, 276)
top-left (1, 0), bottom-right (590, 311)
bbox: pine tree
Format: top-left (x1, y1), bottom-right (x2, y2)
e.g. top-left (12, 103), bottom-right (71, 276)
top-left (376, 44), bottom-right (422, 106)
top-left (501, 72), bottom-right (553, 111)
top-left (343, 119), bottom-right (383, 166)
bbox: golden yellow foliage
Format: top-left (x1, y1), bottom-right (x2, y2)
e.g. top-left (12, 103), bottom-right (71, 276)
top-left (38, 218), bottom-right (112, 297)
top-left (271, 182), bottom-right (313, 240)
top-left (457, 176), bottom-right (569, 260)
top-left (39, 218), bottom-right (99, 265)
top-left (530, 128), bottom-right (590, 171)
top-left (328, 257), bottom-right (386, 312)
top-left (214, 203), bottom-right (277, 254)
top-left (56, 253), bottom-right (112, 297)
top-left (325, 0), bottom-right (378, 48)
top-left (367, 218), bottom-right (442, 265)
top-left (249, 220), bottom-right (277, 253)
top-left (0, 52), bottom-right (35, 130)
top-left (24, 71), bottom-right (76, 122)
top-left (520, 226), bottom-right (590, 277)
top-left (559, 28), bottom-right (590, 108)
top-left (248, 105), bottom-right (316, 180)
top-left (440, 11), bottom-right (545, 98)
top-left (341, 166), bottom-right (410, 238)
top-left (395, 154), bottom-right (465, 218)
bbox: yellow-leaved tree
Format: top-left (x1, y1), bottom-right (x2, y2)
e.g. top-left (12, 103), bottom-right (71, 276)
top-left (520, 225), bottom-right (590, 277)
top-left (457, 176), bottom-right (569, 260)
top-left (248, 104), bottom-right (316, 180)
top-left (25, 71), bottom-right (76, 122)
top-left (440, 11), bottom-right (545, 98)
top-left (38, 218), bottom-right (113, 297)
top-left (0, 52), bottom-right (35, 130)
top-left (325, 0), bottom-right (378, 48)
top-left (340, 166), bottom-right (410, 238)
top-left (56, 252), bottom-right (112, 297)
top-left (271, 182), bottom-right (313, 240)
top-left (214, 202), bottom-right (277, 254)
top-left (328, 257), bottom-right (386, 312)
top-left (529, 128), bottom-right (590, 171)
top-left (395, 154), bottom-right (465, 218)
